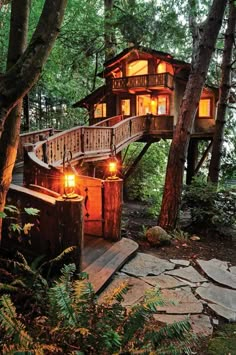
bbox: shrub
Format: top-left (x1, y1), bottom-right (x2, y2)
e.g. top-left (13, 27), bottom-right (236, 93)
top-left (181, 177), bottom-right (236, 232)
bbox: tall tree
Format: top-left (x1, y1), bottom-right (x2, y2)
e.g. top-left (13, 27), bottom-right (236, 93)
top-left (158, 0), bottom-right (227, 230)
top-left (104, 0), bottom-right (116, 60)
top-left (0, 0), bottom-right (68, 242)
top-left (208, 1), bottom-right (236, 184)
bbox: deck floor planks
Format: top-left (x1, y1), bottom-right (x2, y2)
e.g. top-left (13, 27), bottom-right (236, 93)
top-left (82, 235), bottom-right (114, 269)
top-left (83, 238), bottom-right (138, 293)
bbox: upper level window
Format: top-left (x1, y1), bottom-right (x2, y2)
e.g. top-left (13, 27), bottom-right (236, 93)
top-left (94, 103), bottom-right (106, 118)
top-left (157, 61), bottom-right (174, 75)
top-left (199, 98), bottom-right (211, 117)
top-left (121, 99), bottom-right (130, 115)
top-left (127, 60), bottom-right (148, 76)
top-left (157, 95), bottom-right (169, 115)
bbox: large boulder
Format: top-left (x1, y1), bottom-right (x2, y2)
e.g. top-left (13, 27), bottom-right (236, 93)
top-left (145, 226), bottom-right (172, 246)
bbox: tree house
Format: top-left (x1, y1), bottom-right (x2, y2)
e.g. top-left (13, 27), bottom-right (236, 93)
top-left (73, 46), bottom-right (218, 181)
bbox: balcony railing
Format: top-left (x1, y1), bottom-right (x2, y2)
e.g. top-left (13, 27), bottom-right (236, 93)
top-left (111, 73), bottom-right (174, 91)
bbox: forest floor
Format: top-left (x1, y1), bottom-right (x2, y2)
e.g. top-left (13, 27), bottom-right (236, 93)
top-left (122, 201), bottom-right (236, 264)
top-left (122, 201), bottom-right (236, 354)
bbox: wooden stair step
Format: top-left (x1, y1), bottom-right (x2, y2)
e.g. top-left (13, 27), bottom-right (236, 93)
top-left (83, 238), bottom-right (138, 293)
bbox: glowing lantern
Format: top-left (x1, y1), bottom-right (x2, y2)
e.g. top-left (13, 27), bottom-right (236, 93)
top-left (107, 156), bottom-right (119, 179)
top-left (63, 150), bottom-right (78, 199)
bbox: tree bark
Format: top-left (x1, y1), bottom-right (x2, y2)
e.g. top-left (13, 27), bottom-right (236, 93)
top-left (208, 1), bottom-right (236, 184)
top-left (104, 0), bottom-right (116, 60)
top-left (158, 0), bottom-right (227, 230)
top-left (0, 0), bottom-right (68, 242)
top-left (0, 0), bottom-right (30, 240)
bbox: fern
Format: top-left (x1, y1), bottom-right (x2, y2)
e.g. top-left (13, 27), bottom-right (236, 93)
top-left (0, 295), bottom-right (32, 347)
top-left (49, 281), bottom-right (77, 327)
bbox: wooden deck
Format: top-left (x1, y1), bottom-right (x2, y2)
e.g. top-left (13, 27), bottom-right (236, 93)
top-left (83, 235), bottom-right (138, 293)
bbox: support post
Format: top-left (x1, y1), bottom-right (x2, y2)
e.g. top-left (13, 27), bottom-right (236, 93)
top-left (103, 178), bottom-right (123, 241)
top-left (186, 139), bottom-right (198, 184)
top-left (56, 196), bottom-right (84, 271)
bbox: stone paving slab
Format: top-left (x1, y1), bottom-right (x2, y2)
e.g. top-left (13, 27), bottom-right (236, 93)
top-left (230, 266), bottom-right (236, 275)
top-left (165, 266), bottom-right (207, 283)
top-left (196, 283), bottom-right (236, 317)
top-left (121, 252), bottom-right (175, 277)
top-left (197, 259), bottom-right (236, 289)
top-left (98, 275), bottom-right (153, 307)
top-left (157, 286), bottom-right (203, 314)
top-left (170, 259), bottom-right (190, 266)
top-left (153, 313), bottom-right (213, 336)
top-left (141, 274), bottom-right (187, 289)
top-left (208, 303), bottom-right (236, 322)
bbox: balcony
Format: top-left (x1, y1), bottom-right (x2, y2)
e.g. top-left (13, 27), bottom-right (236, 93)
top-left (110, 73), bottom-right (174, 92)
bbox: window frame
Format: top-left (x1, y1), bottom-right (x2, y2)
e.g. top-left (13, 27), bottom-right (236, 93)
top-left (198, 97), bottom-right (212, 119)
top-left (94, 103), bottom-right (107, 119)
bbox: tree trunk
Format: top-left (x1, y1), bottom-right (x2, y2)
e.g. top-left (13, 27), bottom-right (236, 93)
top-left (208, 1), bottom-right (236, 184)
top-left (0, 0), bottom-right (30, 240)
top-left (0, 0), bottom-right (68, 242)
top-left (104, 0), bottom-right (116, 60)
top-left (158, 0), bottom-right (227, 230)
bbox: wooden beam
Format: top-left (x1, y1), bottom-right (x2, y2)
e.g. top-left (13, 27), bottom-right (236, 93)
top-left (123, 141), bottom-right (154, 180)
top-left (194, 140), bottom-right (213, 175)
top-left (186, 139), bottom-right (198, 185)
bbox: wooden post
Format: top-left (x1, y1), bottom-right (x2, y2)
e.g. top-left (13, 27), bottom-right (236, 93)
top-left (55, 196), bottom-right (84, 271)
top-left (103, 178), bottom-right (123, 241)
top-left (186, 139), bottom-right (198, 185)
top-left (23, 143), bottom-right (35, 186)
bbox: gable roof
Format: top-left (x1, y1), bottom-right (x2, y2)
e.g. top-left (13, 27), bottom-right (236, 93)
top-left (98, 46), bottom-right (191, 77)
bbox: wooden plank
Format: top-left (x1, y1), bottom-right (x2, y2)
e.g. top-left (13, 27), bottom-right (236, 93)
top-left (83, 238), bottom-right (138, 293)
top-left (82, 236), bottom-right (113, 269)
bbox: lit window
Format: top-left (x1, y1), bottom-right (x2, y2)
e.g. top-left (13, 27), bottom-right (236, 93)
top-left (94, 103), bottom-right (106, 118)
top-left (199, 98), bottom-right (211, 117)
top-left (121, 99), bottom-right (130, 115)
top-left (157, 61), bottom-right (174, 75)
top-left (127, 60), bottom-right (148, 76)
top-left (157, 95), bottom-right (169, 115)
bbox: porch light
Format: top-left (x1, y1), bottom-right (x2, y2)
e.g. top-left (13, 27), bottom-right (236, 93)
top-left (107, 156), bottom-right (119, 179)
top-left (63, 150), bottom-right (78, 199)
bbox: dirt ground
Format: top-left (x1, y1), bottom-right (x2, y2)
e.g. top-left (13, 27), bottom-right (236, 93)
top-left (122, 201), bottom-right (236, 265)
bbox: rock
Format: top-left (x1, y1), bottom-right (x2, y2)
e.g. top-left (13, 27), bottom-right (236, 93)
top-left (170, 259), bottom-right (190, 266)
top-left (230, 266), bottom-right (236, 275)
top-left (121, 252), bottom-right (175, 277)
top-left (165, 266), bottom-right (207, 283)
top-left (197, 259), bottom-right (236, 289)
top-left (209, 303), bottom-right (236, 322)
top-left (141, 274), bottom-right (187, 289)
top-left (145, 226), bottom-right (172, 246)
top-left (157, 286), bottom-right (203, 314)
top-left (196, 283), bottom-right (236, 318)
top-left (154, 313), bottom-right (212, 336)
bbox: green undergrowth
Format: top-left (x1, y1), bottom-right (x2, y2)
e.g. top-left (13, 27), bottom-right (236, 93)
top-left (0, 252), bottom-right (199, 355)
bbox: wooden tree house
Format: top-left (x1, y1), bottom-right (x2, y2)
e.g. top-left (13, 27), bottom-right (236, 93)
top-left (73, 46), bottom-right (218, 182)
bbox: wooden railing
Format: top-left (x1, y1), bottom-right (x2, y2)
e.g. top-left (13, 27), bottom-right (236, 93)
top-left (18, 128), bottom-right (57, 162)
top-left (111, 73), bottom-right (174, 91)
top-left (27, 114), bottom-right (173, 170)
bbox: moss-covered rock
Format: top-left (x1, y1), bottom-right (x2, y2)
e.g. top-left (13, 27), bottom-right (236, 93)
top-left (145, 226), bottom-right (172, 246)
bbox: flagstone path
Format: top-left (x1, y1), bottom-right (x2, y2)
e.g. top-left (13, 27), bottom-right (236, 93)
top-left (99, 253), bottom-right (236, 337)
